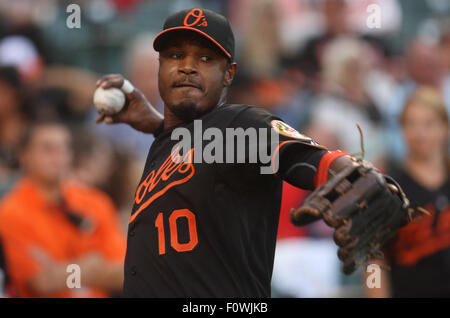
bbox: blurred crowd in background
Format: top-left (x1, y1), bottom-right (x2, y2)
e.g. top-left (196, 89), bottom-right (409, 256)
top-left (0, 0), bottom-right (449, 298)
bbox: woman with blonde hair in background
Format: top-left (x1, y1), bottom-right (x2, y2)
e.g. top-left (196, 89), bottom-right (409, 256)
top-left (366, 86), bottom-right (450, 297)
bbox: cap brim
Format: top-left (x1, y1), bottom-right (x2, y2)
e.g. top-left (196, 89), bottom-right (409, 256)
top-left (153, 26), bottom-right (232, 59)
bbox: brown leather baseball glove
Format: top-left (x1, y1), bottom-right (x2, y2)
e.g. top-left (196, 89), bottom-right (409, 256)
top-left (290, 158), bottom-right (426, 274)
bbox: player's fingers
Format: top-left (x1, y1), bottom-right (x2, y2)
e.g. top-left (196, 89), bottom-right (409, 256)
top-left (96, 74), bottom-right (124, 88)
top-left (104, 116), bottom-right (115, 124)
top-left (96, 75), bottom-right (138, 102)
top-left (123, 85), bottom-right (140, 100)
top-left (95, 78), bottom-right (104, 88)
top-left (96, 74), bottom-right (120, 87)
top-left (103, 112), bottom-right (128, 124)
top-left (100, 77), bottom-right (124, 90)
top-left (95, 114), bottom-right (105, 124)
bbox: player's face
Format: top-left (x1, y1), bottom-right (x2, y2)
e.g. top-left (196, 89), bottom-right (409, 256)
top-left (158, 32), bottom-right (235, 122)
top-left (402, 102), bottom-right (449, 159)
top-left (21, 125), bottom-right (73, 185)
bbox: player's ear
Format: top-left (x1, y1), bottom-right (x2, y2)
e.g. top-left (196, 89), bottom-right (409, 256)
top-left (223, 62), bottom-right (237, 87)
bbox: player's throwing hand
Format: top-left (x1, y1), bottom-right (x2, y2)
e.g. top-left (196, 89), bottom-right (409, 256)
top-left (95, 74), bottom-right (164, 134)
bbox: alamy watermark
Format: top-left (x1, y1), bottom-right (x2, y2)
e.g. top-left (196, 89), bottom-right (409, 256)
top-left (66, 4), bottom-right (81, 29)
top-left (66, 264), bottom-right (81, 289)
top-left (64, 3), bottom-right (383, 31)
top-left (366, 264), bottom-right (381, 289)
top-left (366, 4), bottom-right (381, 29)
top-left (170, 120), bottom-right (281, 175)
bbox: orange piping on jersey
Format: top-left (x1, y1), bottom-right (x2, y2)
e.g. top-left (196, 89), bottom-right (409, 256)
top-left (270, 140), bottom-right (328, 176)
top-left (391, 203), bottom-right (450, 266)
top-left (129, 147), bottom-right (195, 224)
top-left (313, 150), bottom-right (350, 188)
top-left (271, 140), bottom-right (298, 175)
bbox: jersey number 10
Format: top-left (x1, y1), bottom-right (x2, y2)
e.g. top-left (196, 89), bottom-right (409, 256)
top-left (154, 209), bottom-right (198, 254)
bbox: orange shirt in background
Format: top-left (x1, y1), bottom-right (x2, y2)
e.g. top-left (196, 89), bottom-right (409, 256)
top-left (0, 178), bottom-right (126, 298)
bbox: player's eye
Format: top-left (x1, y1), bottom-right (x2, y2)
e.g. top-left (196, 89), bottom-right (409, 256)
top-left (171, 53), bottom-right (183, 59)
top-left (200, 56), bottom-right (211, 62)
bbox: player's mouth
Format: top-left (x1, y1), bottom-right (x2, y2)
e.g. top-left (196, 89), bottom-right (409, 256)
top-left (172, 81), bottom-right (203, 91)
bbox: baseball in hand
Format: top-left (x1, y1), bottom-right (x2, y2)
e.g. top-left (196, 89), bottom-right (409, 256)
top-left (93, 87), bottom-right (126, 115)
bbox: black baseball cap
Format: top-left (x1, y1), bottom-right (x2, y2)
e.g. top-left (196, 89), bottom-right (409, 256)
top-left (153, 8), bottom-right (235, 61)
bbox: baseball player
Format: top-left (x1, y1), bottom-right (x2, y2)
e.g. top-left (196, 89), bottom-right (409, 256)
top-left (95, 8), bottom-right (420, 297)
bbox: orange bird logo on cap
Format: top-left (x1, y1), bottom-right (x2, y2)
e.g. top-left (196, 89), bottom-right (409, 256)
top-left (183, 8), bottom-right (208, 27)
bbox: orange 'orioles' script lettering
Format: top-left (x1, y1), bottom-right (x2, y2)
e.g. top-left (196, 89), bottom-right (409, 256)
top-left (392, 202), bottom-right (450, 266)
top-left (183, 8), bottom-right (208, 27)
top-left (130, 146), bottom-right (195, 224)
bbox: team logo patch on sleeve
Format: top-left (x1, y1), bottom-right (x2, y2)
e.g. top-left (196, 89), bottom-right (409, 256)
top-left (271, 120), bottom-right (312, 141)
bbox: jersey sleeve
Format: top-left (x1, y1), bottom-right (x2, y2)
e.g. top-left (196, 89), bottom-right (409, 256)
top-left (229, 105), bottom-right (348, 190)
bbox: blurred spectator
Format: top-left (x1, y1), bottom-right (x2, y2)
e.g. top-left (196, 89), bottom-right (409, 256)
top-left (0, 0), bottom-right (48, 82)
top-left (390, 0), bottom-right (450, 54)
top-left (31, 66), bottom-right (99, 125)
top-left (71, 129), bottom-right (139, 216)
top-left (406, 40), bottom-right (444, 88)
top-left (124, 33), bottom-right (162, 108)
top-left (440, 28), bottom-right (450, 74)
top-left (89, 33), bottom-right (162, 160)
top-left (308, 36), bottom-right (387, 164)
top-left (0, 239), bottom-right (11, 297)
top-left (0, 66), bottom-right (29, 197)
top-left (0, 121), bottom-right (126, 297)
top-left (269, 72), bottom-right (311, 131)
top-left (239, 0), bottom-right (281, 79)
top-left (385, 38), bottom-right (450, 161)
top-left (280, 0), bottom-right (396, 93)
top-left (0, 35), bottom-right (44, 81)
top-left (367, 86), bottom-right (450, 297)
top-left (71, 131), bottom-right (115, 194)
top-left (295, 0), bottom-right (350, 82)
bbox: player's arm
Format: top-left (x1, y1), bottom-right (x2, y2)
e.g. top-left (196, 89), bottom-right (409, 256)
top-left (279, 147), bottom-right (398, 195)
top-left (230, 106), bottom-right (398, 193)
top-left (275, 141), bottom-right (349, 191)
top-left (95, 74), bottom-right (164, 135)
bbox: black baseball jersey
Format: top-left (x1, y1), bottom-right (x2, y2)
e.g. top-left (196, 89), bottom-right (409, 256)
top-left (123, 104), bottom-right (328, 297)
top-left (386, 167), bottom-right (450, 297)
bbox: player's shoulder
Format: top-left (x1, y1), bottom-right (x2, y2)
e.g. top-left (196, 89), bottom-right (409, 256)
top-left (212, 104), bottom-right (279, 127)
top-left (216, 103), bottom-right (276, 116)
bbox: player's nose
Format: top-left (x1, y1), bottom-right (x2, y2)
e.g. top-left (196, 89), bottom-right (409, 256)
top-left (178, 55), bottom-right (198, 75)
